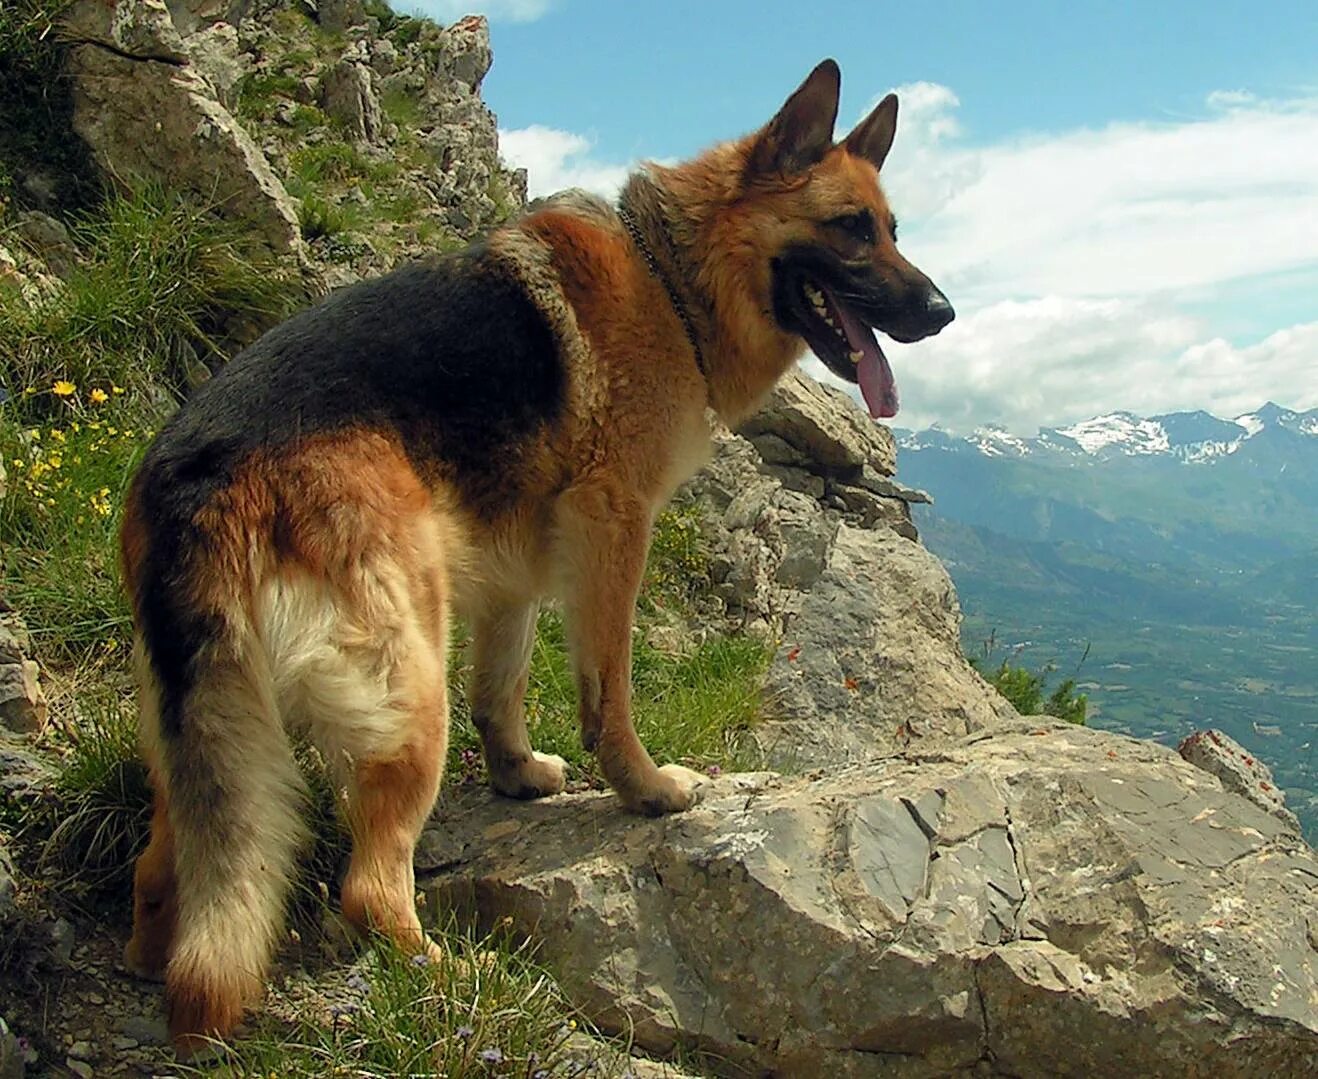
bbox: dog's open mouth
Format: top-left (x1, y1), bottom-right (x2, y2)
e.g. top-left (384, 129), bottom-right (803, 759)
top-left (799, 280), bottom-right (899, 419)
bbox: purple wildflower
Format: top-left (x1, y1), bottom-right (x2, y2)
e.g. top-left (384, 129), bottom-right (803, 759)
top-left (478, 1046), bottom-right (504, 1064)
top-left (456, 1024), bottom-right (475, 1039)
top-left (706, 764), bottom-right (722, 777)
top-left (411, 952), bottom-right (431, 967)
top-left (346, 973), bottom-right (369, 992)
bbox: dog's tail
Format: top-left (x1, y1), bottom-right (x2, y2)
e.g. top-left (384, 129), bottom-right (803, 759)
top-left (121, 470), bottom-right (307, 1052)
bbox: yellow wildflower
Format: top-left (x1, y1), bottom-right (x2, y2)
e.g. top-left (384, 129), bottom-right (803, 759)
top-left (90, 388), bottom-right (108, 404)
top-left (52, 380), bottom-right (76, 397)
top-left (111, 384), bottom-right (125, 395)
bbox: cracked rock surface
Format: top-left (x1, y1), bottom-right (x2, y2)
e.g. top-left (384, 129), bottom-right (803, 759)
top-left (420, 721), bottom-right (1318, 1077)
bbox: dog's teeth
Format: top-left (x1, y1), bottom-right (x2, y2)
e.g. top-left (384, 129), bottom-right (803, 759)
top-left (849, 349), bottom-right (864, 365)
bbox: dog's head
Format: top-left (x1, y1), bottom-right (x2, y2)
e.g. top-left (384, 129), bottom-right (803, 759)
top-left (737, 60), bottom-right (953, 418)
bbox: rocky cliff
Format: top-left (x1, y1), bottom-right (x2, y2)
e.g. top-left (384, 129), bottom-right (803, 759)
top-left (1, 2), bottom-right (1315, 1076)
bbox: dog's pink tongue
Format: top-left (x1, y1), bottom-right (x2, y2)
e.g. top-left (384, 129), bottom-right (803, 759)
top-left (830, 291), bottom-right (899, 419)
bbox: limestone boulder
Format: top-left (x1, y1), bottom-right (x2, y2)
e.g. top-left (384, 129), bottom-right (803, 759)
top-left (320, 60), bottom-right (381, 143)
top-left (740, 368), bottom-right (898, 478)
top-left (1180, 728), bottom-right (1301, 832)
top-left (683, 383), bottom-right (1016, 768)
top-left (0, 618), bottom-right (47, 736)
top-left (420, 722), bottom-right (1318, 1077)
top-left (64, 0), bottom-right (302, 254)
top-left (763, 525), bottom-right (1017, 765)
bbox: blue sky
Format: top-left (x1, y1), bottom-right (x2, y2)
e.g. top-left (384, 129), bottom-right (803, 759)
top-left (408, 1), bottom-right (1318, 432)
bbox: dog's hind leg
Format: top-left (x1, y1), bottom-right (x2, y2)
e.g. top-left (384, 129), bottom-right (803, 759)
top-left (124, 769), bottom-right (178, 982)
top-left (555, 480), bottom-right (705, 816)
top-left (160, 649), bottom-right (308, 1056)
top-left (469, 599), bottom-right (567, 799)
top-left (337, 715), bottom-right (445, 959)
top-left (285, 541), bottom-right (450, 959)
top-left (125, 645), bottom-right (178, 983)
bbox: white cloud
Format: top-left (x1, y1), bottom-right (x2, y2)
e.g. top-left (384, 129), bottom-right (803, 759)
top-left (401, 0), bottom-right (552, 22)
top-left (810, 301), bottom-right (1318, 435)
top-left (883, 87), bottom-right (1318, 307)
top-left (498, 125), bottom-right (632, 199)
top-left (856, 85), bottom-right (1318, 431)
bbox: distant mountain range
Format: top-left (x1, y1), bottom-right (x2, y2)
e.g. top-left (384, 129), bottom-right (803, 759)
top-left (893, 403), bottom-right (1318, 840)
top-left (903, 401), bottom-right (1318, 463)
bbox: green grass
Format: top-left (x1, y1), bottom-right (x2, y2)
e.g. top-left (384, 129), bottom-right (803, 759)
top-left (0, 184), bottom-right (302, 413)
top-left (234, 72), bottom-right (303, 121)
top-left (294, 191), bottom-right (365, 240)
top-left (203, 930), bottom-right (585, 1078)
top-left (289, 142), bottom-right (392, 186)
top-left (447, 607), bottom-right (769, 787)
top-left (0, 391), bottom-right (153, 662)
top-left (381, 87), bottom-right (424, 131)
top-left (27, 688), bottom-right (151, 896)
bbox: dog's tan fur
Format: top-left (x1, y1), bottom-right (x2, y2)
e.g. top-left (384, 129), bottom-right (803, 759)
top-left (120, 60), bottom-right (952, 1051)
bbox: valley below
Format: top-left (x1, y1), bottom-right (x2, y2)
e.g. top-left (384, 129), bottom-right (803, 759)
top-left (899, 403), bottom-right (1318, 841)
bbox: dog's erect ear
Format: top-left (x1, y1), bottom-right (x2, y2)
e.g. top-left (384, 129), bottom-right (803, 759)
top-left (843, 93), bottom-right (898, 171)
top-left (746, 59), bottom-right (841, 177)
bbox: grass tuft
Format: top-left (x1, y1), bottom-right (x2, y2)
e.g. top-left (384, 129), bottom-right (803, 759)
top-left (0, 184), bottom-right (304, 413)
top-left (30, 689), bottom-right (151, 895)
top-left (200, 929), bottom-right (581, 1078)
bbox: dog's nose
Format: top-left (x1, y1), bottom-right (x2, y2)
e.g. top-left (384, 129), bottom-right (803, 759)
top-left (925, 287), bottom-right (955, 330)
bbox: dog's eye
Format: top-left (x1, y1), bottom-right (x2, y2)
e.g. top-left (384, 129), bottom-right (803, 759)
top-left (830, 212), bottom-right (875, 243)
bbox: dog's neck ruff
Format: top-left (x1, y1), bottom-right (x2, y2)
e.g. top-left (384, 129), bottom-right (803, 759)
top-left (616, 202), bottom-right (707, 380)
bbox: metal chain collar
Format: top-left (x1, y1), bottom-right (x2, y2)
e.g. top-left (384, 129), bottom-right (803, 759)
top-left (616, 204), bottom-right (707, 378)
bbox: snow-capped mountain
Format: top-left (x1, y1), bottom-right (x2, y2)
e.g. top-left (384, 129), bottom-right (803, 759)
top-left (897, 403), bottom-right (1318, 464)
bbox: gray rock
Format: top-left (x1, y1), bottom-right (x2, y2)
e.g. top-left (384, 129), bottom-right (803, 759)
top-left (681, 405), bottom-right (1014, 769)
top-left (419, 722), bottom-right (1318, 1077)
top-left (0, 661), bottom-right (47, 735)
top-left (762, 525), bottom-right (1016, 766)
top-left (66, 0), bottom-right (303, 255)
top-left (0, 732), bottom-right (51, 798)
top-left (180, 19), bottom-right (246, 111)
top-left (318, 0), bottom-right (365, 34)
top-left (740, 367), bottom-right (898, 477)
top-left (320, 60), bottom-right (381, 143)
top-left (1179, 728), bottom-right (1301, 832)
top-left (438, 15), bottom-right (493, 91)
top-left (117, 1015), bottom-right (168, 1047)
top-left (49, 918), bottom-right (75, 965)
top-left (9, 212), bottom-right (79, 277)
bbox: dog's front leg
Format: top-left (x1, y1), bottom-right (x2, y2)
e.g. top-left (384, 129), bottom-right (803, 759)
top-left (556, 480), bottom-right (705, 816)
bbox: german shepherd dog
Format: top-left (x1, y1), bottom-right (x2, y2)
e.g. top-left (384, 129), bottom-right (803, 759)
top-left (119, 59), bottom-right (953, 1051)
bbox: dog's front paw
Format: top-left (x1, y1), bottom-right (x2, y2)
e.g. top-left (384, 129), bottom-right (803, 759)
top-left (490, 751), bottom-right (568, 800)
top-left (634, 763), bottom-right (706, 817)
